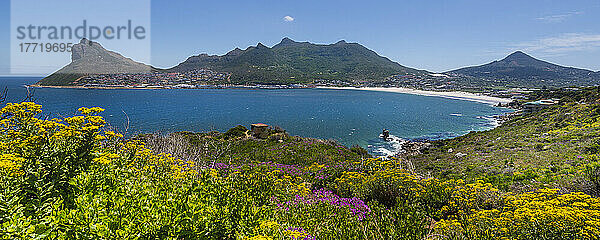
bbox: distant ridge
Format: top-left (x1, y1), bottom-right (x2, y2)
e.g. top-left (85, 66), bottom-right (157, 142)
top-left (447, 51), bottom-right (600, 87)
top-left (169, 37), bottom-right (427, 84)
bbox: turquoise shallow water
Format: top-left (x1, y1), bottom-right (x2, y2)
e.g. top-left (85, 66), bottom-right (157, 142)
top-left (0, 77), bottom-right (511, 156)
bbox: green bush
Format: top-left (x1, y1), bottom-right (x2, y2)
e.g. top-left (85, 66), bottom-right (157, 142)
top-left (223, 125), bottom-right (248, 139)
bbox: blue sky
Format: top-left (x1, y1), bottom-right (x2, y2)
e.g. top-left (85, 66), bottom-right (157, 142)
top-left (1, 0), bottom-right (600, 75)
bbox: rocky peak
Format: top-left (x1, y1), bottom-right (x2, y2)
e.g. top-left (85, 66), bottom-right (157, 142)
top-left (256, 42), bottom-right (269, 49)
top-left (71, 38), bottom-right (106, 61)
top-left (280, 37), bottom-right (296, 44)
top-left (225, 47), bottom-right (243, 56)
top-left (41, 38), bottom-right (152, 82)
top-left (502, 51), bottom-right (535, 62)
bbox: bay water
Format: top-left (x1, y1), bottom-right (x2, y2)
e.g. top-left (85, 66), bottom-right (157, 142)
top-left (0, 77), bottom-right (511, 156)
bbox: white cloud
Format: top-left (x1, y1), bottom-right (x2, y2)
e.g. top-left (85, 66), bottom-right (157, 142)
top-left (513, 33), bottom-right (600, 54)
top-left (536, 11), bottom-right (582, 23)
top-left (283, 15), bottom-right (294, 22)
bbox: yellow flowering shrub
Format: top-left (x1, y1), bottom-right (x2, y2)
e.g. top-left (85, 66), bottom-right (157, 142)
top-left (442, 180), bottom-right (503, 216)
top-left (0, 103), bottom-right (106, 189)
top-left (435, 188), bottom-right (600, 240)
top-left (0, 103), bottom-right (112, 237)
top-left (247, 235), bottom-right (273, 240)
top-left (2, 102), bottom-right (600, 240)
top-left (246, 220), bottom-right (317, 240)
top-left (0, 154), bottom-right (24, 176)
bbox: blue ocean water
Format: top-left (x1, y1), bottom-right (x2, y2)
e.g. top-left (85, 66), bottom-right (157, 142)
top-left (0, 77), bottom-right (511, 156)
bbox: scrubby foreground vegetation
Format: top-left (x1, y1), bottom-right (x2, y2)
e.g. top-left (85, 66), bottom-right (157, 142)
top-left (1, 101), bottom-right (600, 239)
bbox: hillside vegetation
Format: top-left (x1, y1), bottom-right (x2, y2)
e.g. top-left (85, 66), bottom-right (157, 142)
top-left (410, 103), bottom-right (600, 193)
top-left (408, 88), bottom-right (600, 194)
top-left (0, 99), bottom-right (599, 239)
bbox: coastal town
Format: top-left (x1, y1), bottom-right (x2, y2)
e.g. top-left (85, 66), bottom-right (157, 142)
top-left (381, 73), bottom-right (463, 90)
top-left (73, 69), bottom-right (314, 89)
top-left (69, 69), bottom-right (524, 93)
top-left (57, 69), bottom-right (556, 107)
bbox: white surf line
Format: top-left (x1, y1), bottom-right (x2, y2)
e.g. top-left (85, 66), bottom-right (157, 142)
top-left (318, 87), bottom-right (513, 105)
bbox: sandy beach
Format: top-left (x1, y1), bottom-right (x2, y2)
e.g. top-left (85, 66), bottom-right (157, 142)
top-left (29, 84), bottom-right (513, 105)
top-left (318, 87), bottom-right (513, 105)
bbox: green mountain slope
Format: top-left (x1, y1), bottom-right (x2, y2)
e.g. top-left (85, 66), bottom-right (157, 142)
top-left (169, 38), bottom-right (427, 84)
top-left (408, 88), bottom-right (600, 194)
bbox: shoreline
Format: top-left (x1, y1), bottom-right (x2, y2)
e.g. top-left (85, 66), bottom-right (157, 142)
top-left (28, 84), bottom-right (513, 105)
top-left (317, 87), bottom-right (513, 105)
top-left (27, 84), bottom-right (314, 90)
top-left (28, 84), bottom-right (175, 90)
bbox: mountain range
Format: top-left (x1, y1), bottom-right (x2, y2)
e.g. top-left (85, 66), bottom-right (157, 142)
top-left (38, 38), bottom-right (600, 88)
top-left (169, 37), bottom-right (425, 84)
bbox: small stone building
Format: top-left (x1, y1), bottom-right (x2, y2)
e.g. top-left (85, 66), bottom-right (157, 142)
top-left (251, 123), bottom-right (269, 139)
